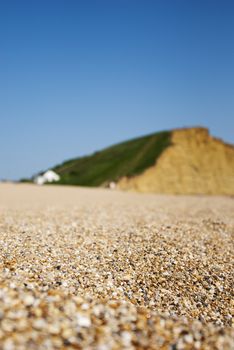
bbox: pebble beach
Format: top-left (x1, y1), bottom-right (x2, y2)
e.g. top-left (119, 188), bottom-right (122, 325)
top-left (0, 183), bottom-right (233, 349)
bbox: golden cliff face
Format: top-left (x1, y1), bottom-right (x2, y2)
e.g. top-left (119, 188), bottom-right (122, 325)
top-left (118, 128), bottom-right (234, 195)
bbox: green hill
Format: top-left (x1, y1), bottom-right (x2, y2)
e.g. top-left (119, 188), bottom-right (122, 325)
top-left (53, 131), bottom-right (172, 187)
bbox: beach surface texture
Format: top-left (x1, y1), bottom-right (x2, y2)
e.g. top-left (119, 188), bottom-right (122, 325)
top-left (0, 183), bottom-right (233, 349)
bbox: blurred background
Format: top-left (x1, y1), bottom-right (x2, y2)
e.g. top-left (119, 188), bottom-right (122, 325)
top-left (0, 0), bottom-right (233, 180)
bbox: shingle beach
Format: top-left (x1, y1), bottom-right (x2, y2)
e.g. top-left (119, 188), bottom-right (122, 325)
top-left (0, 184), bottom-right (233, 349)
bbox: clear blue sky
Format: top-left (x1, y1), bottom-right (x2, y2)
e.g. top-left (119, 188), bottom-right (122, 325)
top-left (1, 0), bottom-right (233, 180)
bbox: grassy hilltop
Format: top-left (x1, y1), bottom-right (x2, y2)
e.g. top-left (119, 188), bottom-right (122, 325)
top-left (31, 127), bottom-right (234, 194)
top-left (53, 131), bottom-right (171, 187)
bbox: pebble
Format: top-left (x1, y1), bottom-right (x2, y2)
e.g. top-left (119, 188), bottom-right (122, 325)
top-left (76, 313), bottom-right (91, 328)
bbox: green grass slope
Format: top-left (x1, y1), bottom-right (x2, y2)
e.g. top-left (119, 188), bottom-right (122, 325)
top-left (53, 131), bottom-right (172, 187)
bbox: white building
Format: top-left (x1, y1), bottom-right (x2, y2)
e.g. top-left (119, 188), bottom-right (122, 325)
top-left (109, 181), bottom-right (116, 190)
top-left (34, 170), bottom-right (60, 185)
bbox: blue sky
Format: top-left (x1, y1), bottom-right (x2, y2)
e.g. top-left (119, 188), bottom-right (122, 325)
top-left (1, 0), bottom-right (233, 180)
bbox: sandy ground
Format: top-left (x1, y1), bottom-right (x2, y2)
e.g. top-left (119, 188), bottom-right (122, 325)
top-left (0, 183), bottom-right (233, 349)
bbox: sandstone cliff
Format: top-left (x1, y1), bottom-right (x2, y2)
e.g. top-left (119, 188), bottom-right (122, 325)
top-left (118, 128), bottom-right (234, 195)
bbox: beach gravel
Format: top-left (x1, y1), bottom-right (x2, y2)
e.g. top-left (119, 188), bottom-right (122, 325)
top-left (0, 184), bottom-right (233, 349)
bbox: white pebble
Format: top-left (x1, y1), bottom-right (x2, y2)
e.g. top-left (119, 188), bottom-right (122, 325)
top-left (76, 313), bottom-right (91, 327)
